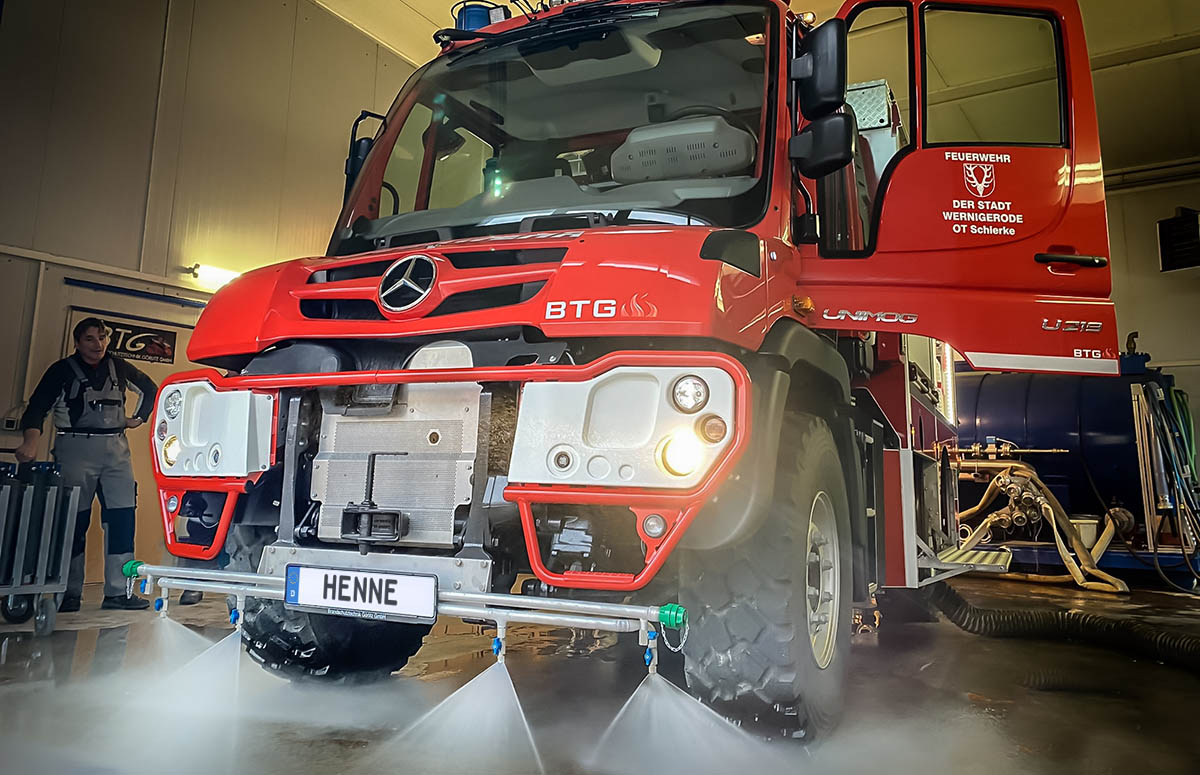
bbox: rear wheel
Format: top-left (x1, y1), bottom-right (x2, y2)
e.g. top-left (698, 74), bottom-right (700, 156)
top-left (680, 413), bottom-right (852, 741)
top-left (228, 526), bottom-right (429, 681)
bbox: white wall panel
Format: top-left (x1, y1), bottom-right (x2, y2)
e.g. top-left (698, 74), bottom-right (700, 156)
top-left (167, 0), bottom-right (297, 276)
top-left (0, 0), bottom-right (65, 248)
top-left (374, 46), bottom-right (417, 114)
top-left (33, 0), bottom-right (167, 269)
top-left (275, 1), bottom-right (378, 262)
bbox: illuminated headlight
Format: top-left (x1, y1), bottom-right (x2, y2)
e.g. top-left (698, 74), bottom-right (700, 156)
top-left (671, 375), bottom-right (709, 414)
top-left (155, 381), bottom-right (273, 478)
top-left (658, 430), bottom-right (703, 477)
top-left (163, 389), bottom-right (183, 419)
top-left (162, 435), bottom-right (180, 467)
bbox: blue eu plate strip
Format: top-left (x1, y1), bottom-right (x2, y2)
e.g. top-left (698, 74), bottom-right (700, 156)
top-left (285, 565), bottom-right (300, 604)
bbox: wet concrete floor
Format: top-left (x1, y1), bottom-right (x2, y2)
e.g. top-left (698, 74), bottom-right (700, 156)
top-left (1, 579), bottom-right (1197, 774)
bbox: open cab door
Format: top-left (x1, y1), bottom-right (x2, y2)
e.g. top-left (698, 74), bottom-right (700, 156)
top-left (802, 0), bottom-right (1118, 375)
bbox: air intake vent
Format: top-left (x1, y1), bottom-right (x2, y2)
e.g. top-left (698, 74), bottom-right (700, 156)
top-left (445, 248), bottom-right (566, 270)
top-left (308, 248), bottom-right (567, 284)
top-left (1158, 207), bottom-right (1200, 272)
top-left (299, 299), bottom-right (385, 320)
top-left (428, 281), bottom-right (547, 317)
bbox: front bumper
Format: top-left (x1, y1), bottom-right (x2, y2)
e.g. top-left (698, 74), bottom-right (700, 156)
top-left (150, 350), bottom-right (751, 591)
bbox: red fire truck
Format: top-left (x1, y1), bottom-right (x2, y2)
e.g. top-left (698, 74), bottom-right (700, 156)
top-left (143, 0), bottom-right (1115, 740)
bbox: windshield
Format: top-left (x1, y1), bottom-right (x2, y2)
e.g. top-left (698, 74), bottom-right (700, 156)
top-left (332, 1), bottom-right (775, 255)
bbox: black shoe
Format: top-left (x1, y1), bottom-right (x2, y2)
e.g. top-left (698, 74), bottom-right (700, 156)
top-left (58, 596), bottom-right (81, 613)
top-left (101, 595), bottom-right (151, 611)
top-left (179, 590), bottom-right (203, 606)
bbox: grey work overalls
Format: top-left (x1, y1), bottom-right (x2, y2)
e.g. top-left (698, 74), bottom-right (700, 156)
top-left (53, 358), bottom-right (138, 599)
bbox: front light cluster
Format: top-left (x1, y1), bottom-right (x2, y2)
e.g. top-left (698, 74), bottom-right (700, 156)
top-left (654, 376), bottom-right (728, 478)
top-left (155, 381), bottom-right (274, 477)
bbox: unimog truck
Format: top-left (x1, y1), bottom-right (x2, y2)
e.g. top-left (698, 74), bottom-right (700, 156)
top-left (146, 0), bottom-right (1117, 739)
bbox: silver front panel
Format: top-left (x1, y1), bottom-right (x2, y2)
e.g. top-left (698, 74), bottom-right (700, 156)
top-left (312, 382), bottom-right (481, 547)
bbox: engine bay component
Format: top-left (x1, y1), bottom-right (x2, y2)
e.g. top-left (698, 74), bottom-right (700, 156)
top-left (312, 380), bottom-right (481, 548)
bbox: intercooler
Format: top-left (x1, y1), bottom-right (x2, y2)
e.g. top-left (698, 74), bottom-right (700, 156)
top-left (311, 381), bottom-right (481, 547)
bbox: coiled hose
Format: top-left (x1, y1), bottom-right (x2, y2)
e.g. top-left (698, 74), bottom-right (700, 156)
top-left (927, 582), bottom-right (1200, 674)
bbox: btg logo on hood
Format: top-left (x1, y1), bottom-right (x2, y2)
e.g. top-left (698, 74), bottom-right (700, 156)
top-left (545, 299), bottom-right (618, 320)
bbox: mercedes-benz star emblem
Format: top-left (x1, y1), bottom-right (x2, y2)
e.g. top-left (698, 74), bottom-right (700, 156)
top-left (378, 254), bottom-right (437, 312)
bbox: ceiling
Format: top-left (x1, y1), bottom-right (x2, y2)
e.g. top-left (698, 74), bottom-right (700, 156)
top-left (314, 0), bottom-right (1200, 174)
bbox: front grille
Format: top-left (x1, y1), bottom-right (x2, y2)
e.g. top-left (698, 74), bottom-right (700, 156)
top-left (445, 248), bottom-right (566, 270)
top-left (428, 281), bottom-right (547, 317)
top-left (307, 248), bottom-right (566, 284)
top-left (299, 299), bottom-right (385, 321)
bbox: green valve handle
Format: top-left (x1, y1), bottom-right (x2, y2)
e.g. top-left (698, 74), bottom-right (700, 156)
top-left (122, 560), bottom-right (145, 578)
top-left (658, 603), bottom-right (687, 630)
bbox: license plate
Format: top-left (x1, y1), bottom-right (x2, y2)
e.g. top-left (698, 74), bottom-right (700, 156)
top-left (284, 565), bottom-right (438, 624)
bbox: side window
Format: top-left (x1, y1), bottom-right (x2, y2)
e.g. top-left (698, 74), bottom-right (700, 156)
top-left (923, 9), bottom-right (1063, 145)
top-left (382, 103), bottom-right (433, 216)
top-left (819, 4), bottom-right (912, 254)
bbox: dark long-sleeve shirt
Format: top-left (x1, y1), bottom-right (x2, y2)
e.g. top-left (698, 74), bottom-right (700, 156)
top-left (20, 353), bottom-right (158, 431)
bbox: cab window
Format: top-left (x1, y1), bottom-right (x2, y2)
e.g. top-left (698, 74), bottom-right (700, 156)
top-left (819, 4), bottom-right (912, 255)
top-left (923, 8), bottom-right (1063, 146)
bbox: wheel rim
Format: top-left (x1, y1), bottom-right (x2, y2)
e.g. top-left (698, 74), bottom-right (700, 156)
top-left (805, 491), bottom-right (839, 670)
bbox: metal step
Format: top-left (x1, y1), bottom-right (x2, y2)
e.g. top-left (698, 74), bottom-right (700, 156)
top-left (936, 546), bottom-right (1012, 572)
top-left (914, 537), bottom-right (1011, 586)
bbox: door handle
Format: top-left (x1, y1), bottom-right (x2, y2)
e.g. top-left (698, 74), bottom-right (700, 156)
top-left (1034, 253), bottom-right (1108, 268)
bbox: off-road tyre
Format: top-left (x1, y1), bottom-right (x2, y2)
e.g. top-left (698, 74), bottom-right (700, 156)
top-left (228, 525), bottom-right (429, 682)
top-left (680, 412), bottom-right (852, 742)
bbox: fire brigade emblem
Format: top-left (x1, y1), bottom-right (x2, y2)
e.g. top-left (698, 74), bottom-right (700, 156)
top-left (963, 163), bottom-right (996, 198)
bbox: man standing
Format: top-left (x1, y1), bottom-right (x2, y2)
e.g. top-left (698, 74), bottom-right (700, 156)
top-left (15, 317), bottom-right (157, 611)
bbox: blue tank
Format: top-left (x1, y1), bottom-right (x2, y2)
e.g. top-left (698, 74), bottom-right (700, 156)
top-left (955, 369), bottom-right (1149, 516)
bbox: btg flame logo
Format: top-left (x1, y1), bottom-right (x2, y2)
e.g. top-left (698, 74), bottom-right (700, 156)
top-left (963, 163), bottom-right (996, 198)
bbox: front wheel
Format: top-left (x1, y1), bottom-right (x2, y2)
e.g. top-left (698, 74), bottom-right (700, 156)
top-left (680, 413), bottom-right (852, 742)
top-left (226, 525), bottom-right (429, 682)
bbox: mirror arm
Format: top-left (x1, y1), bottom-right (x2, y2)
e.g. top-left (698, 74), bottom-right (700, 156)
top-left (792, 169), bottom-right (819, 244)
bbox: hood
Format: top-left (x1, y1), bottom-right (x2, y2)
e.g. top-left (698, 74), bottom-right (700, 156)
top-left (186, 226), bottom-right (767, 365)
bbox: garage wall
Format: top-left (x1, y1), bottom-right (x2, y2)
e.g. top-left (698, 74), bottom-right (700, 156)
top-left (145, 0), bottom-right (415, 276)
top-left (0, 0), bottom-right (416, 283)
top-left (1107, 180), bottom-right (1200, 400)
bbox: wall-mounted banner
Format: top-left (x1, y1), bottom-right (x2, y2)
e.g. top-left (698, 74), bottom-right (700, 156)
top-left (106, 320), bottom-right (177, 363)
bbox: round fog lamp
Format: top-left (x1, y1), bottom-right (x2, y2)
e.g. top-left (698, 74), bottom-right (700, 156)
top-left (166, 495), bottom-right (179, 513)
top-left (156, 420), bottom-right (168, 441)
top-left (642, 513), bottom-right (668, 539)
top-left (162, 435), bottom-right (180, 467)
top-left (164, 389), bottom-right (183, 420)
top-left (659, 430), bottom-right (703, 477)
top-left (671, 375), bottom-right (709, 414)
top-left (208, 444), bottom-right (222, 468)
top-left (697, 414), bottom-right (727, 443)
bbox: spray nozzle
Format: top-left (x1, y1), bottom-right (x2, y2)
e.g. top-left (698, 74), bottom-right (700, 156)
top-left (154, 598), bottom-right (164, 612)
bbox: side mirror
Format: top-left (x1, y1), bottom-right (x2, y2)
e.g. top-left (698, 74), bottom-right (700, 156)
top-left (790, 19), bottom-right (847, 121)
top-left (789, 113), bottom-right (855, 179)
top-left (344, 110), bottom-right (386, 203)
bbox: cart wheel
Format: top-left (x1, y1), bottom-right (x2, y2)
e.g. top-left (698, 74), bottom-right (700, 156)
top-left (1, 595), bottom-right (34, 624)
top-left (34, 595), bottom-right (56, 637)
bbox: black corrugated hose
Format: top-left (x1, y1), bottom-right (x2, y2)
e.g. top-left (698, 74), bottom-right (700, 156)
top-left (927, 582), bottom-right (1200, 674)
